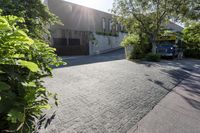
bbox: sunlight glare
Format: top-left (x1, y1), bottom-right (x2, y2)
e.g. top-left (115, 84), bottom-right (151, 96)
top-left (64, 0), bottom-right (113, 13)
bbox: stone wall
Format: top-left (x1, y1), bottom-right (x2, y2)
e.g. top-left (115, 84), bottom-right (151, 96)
top-left (89, 32), bottom-right (126, 55)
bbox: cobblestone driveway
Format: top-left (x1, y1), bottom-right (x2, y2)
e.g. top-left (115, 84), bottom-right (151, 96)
top-left (41, 49), bottom-right (200, 133)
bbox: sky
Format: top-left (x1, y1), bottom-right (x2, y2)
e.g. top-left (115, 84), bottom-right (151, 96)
top-left (64, 0), bottom-right (114, 13)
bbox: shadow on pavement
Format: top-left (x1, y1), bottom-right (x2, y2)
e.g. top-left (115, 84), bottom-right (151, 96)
top-left (141, 58), bottom-right (200, 111)
top-left (55, 49), bottom-right (125, 68)
top-left (149, 67), bottom-right (200, 111)
top-left (139, 58), bottom-right (200, 71)
top-left (179, 73), bottom-right (200, 110)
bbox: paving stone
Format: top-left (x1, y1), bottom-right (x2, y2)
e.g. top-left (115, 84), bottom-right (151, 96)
top-left (41, 50), bottom-right (200, 133)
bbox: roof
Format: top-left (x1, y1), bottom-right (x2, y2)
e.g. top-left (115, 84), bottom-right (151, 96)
top-left (166, 22), bottom-right (184, 32)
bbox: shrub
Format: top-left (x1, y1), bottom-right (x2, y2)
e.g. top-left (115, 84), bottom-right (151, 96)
top-left (184, 48), bottom-right (200, 59)
top-left (113, 33), bottom-right (119, 37)
top-left (96, 31), bottom-right (102, 35)
top-left (146, 53), bottom-right (161, 62)
top-left (121, 34), bottom-right (140, 47)
top-left (0, 15), bottom-right (64, 132)
top-left (96, 31), bottom-right (119, 37)
top-left (121, 34), bottom-right (151, 59)
top-left (129, 45), bottom-right (145, 59)
top-left (183, 22), bottom-right (200, 59)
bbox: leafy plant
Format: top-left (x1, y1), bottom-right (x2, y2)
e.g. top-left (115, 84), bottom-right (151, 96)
top-left (121, 34), bottom-right (151, 59)
top-left (89, 32), bottom-right (98, 45)
top-left (146, 53), bottom-right (161, 62)
top-left (183, 22), bottom-right (200, 59)
top-left (96, 31), bottom-right (119, 37)
top-left (121, 34), bottom-right (140, 47)
top-left (0, 15), bottom-right (64, 132)
top-left (112, 0), bottom-right (199, 53)
top-left (0, 0), bottom-right (61, 41)
top-left (184, 48), bottom-right (200, 59)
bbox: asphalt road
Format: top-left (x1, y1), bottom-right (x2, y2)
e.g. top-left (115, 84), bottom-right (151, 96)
top-left (41, 49), bottom-right (200, 133)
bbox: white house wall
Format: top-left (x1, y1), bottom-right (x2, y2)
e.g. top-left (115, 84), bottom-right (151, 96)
top-left (89, 32), bottom-right (126, 55)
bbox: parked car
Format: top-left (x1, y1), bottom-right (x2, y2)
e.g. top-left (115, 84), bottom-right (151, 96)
top-left (156, 34), bottom-right (182, 58)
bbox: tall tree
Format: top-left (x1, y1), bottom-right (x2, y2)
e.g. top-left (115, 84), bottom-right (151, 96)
top-left (112, 0), bottom-right (200, 53)
top-left (0, 0), bottom-right (60, 40)
top-left (183, 22), bottom-right (200, 58)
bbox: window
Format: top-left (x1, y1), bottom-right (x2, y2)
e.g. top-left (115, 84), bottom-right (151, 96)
top-left (102, 18), bottom-right (106, 31)
top-left (109, 19), bottom-right (113, 31)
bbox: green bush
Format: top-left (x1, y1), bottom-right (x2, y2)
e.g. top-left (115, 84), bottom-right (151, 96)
top-left (122, 34), bottom-right (151, 59)
top-left (121, 34), bottom-right (140, 47)
top-left (96, 31), bottom-right (119, 37)
top-left (183, 22), bottom-right (200, 59)
top-left (0, 15), bottom-right (64, 132)
top-left (113, 33), bottom-right (119, 37)
top-left (146, 53), bottom-right (161, 62)
top-left (184, 48), bottom-right (200, 59)
top-left (129, 45), bottom-right (145, 59)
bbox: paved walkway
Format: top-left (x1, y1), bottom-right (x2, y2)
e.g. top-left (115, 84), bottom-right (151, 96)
top-left (40, 49), bottom-right (200, 133)
top-left (128, 69), bottom-right (200, 133)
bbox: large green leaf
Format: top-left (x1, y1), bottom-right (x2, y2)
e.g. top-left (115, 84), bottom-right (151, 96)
top-left (0, 14), bottom-right (63, 131)
top-left (0, 70), bottom-right (5, 74)
top-left (38, 104), bottom-right (51, 110)
top-left (0, 17), bottom-right (12, 31)
top-left (18, 60), bottom-right (40, 72)
top-left (7, 109), bottom-right (24, 123)
top-left (0, 81), bottom-right (10, 92)
top-left (22, 82), bottom-right (36, 87)
top-left (7, 30), bottom-right (34, 45)
top-left (12, 54), bottom-right (25, 59)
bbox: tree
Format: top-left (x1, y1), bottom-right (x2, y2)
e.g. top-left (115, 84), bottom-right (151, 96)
top-left (112, 0), bottom-right (200, 53)
top-left (0, 0), bottom-right (60, 40)
top-left (183, 22), bottom-right (200, 58)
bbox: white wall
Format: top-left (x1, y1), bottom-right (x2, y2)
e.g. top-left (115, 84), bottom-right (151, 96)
top-left (89, 32), bottom-right (126, 55)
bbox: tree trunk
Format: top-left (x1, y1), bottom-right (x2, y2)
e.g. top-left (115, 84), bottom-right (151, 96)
top-left (149, 35), bottom-right (157, 54)
top-left (152, 41), bottom-right (157, 54)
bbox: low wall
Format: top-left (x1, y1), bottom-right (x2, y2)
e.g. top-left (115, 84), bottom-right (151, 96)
top-left (89, 32), bottom-right (126, 55)
top-left (125, 45), bottom-right (134, 59)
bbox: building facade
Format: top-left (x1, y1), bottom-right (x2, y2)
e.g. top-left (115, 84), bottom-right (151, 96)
top-left (47, 0), bottom-right (126, 55)
top-left (46, 0), bottom-right (183, 56)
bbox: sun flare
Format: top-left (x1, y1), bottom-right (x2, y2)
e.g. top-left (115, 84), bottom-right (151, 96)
top-left (64, 0), bottom-right (112, 13)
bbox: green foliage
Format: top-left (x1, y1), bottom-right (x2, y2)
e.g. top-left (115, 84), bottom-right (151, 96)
top-left (122, 34), bottom-right (151, 59)
top-left (183, 23), bottom-right (200, 49)
top-left (120, 30), bottom-right (128, 33)
top-left (146, 53), bottom-right (161, 62)
top-left (183, 22), bottom-right (200, 59)
top-left (89, 32), bottom-right (98, 45)
top-left (96, 31), bottom-right (119, 37)
top-left (184, 48), bottom-right (200, 59)
top-left (112, 0), bottom-right (199, 53)
top-left (0, 0), bottom-right (60, 40)
top-left (121, 34), bottom-right (140, 47)
top-left (129, 45), bottom-right (145, 59)
top-left (0, 15), bottom-right (64, 132)
top-left (113, 32), bottom-right (119, 37)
